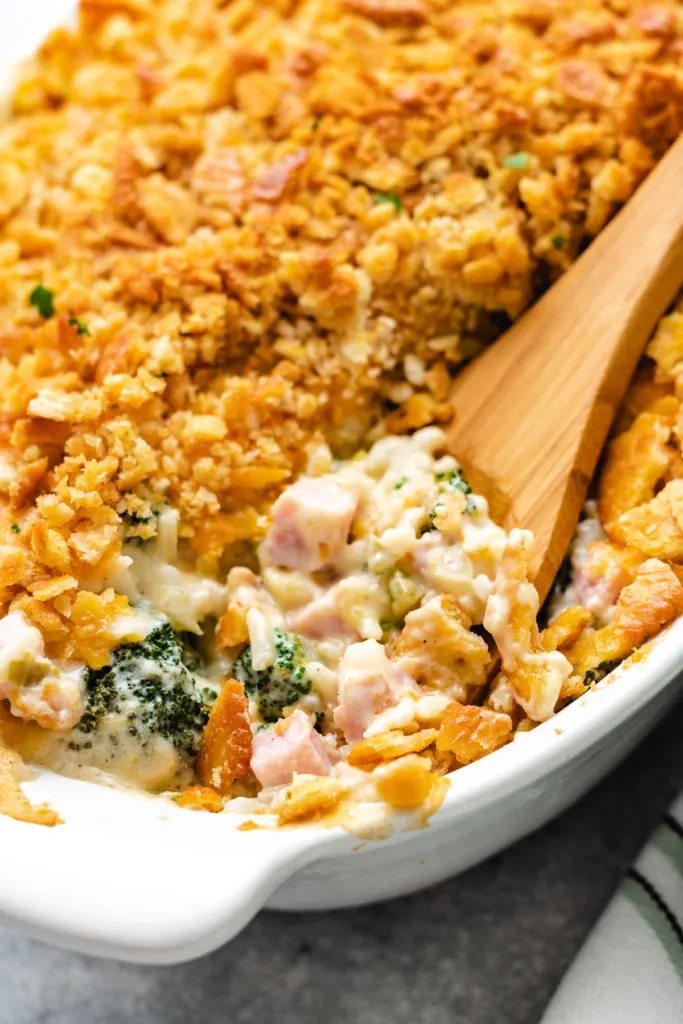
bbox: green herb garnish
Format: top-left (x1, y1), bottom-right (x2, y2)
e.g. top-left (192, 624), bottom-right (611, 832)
top-left (311, 112), bottom-right (322, 131)
top-left (551, 234), bottom-right (567, 250)
top-left (394, 477), bottom-right (408, 490)
top-left (68, 317), bottom-right (91, 337)
top-left (420, 505), bottom-right (440, 535)
top-left (374, 191), bottom-right (403, 212)
top-left (10, 523), bottom-right (20, 534)
top-left (503, 152), bottom-right (530, 169)
top-left (29, 285), bottom-right (55, 319)
top-left (435, 468), bottom-right (476, 513)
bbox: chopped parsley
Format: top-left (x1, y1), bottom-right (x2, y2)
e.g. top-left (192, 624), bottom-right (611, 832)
top-left (311, 112), bottom-right (323, 131)
top-left (421, 467), bottom-right (477, 534)
top-left (374, 190), bottom-right (403, 212)
top-left (394, 476), bottom-right (408, 490)
top-left (435, 468), bottom-right (476, 513)
top-left (551, 234), bottom-right (567, 250)
top-left (68, 317), bottom-right (91, 336)
top-left (420, 505), bottom-right (440, 535)
top-left (503, 152), bottom-right (530, 169)
top-left (29, 284), bottom-right (55, 319)
top-left (10, 523), bottom-right (20, 534)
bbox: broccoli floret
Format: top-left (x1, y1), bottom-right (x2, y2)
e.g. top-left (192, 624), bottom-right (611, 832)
top-left (233, 627), bottom-right (310, 723)
top-left (76, 621), bottom-right (211, 758)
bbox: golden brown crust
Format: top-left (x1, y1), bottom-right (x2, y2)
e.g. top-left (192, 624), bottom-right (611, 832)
top-left (0, 0), bottom-right (679, 644)
top-left (608, 479), bottom-right (683, 559)
top-left (388, 594), bottom-right (490, 694)
top-left (197, 678), bottom-right (252, 794)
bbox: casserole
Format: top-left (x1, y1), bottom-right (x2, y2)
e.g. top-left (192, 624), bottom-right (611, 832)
top-left (1, 0), bottom-right (683, 963)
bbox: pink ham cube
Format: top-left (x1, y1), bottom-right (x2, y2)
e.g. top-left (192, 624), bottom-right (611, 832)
top-left (288, 589), bottom-right (359, 642)
top-left (334, 639), bottom-right (419, 744)
top-left (251, 709), bottom-right (333, 788)
top-left (260, 478), bottom-right (357, 572)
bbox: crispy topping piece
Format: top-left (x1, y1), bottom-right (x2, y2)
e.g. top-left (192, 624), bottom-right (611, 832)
top-left (275, 776), bottom-right (349, 825)
top-left (542, 606), bottom-right (592, 652)
top-left (435, 701), bottom-right (513, 766)
top-left (348, 727), bottom-right (438, 767)
top-left (197, 678), bottom-right (252, 795)
top-left (374, 755), bottom-right (437, 810)
top-left (598, 406), bottom-right (675, 532)
top-left (175, 785), bottom-right (224, 813)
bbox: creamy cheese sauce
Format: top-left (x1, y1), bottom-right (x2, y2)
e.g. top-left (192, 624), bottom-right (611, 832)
top-left (0, 428), bottom-right (571, 816)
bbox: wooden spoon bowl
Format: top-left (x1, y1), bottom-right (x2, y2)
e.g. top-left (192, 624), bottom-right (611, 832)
top-left (447, 133), bottom-right (683, 602)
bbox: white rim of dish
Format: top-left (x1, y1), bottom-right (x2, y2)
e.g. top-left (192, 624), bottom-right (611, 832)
top-left (0, 618), bottom-right (679, 965)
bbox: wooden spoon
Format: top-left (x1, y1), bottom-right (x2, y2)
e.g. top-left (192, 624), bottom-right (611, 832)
top-left (447, 133), bottom-right (683, 603)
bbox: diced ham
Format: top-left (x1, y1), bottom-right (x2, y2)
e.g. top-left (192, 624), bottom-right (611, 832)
top-left (573, 571), bottom-right (619, 620)
top-left (260, 478), bottom-right (357, 572)
top-left (251, 709), bottom-right (333, 788)
top-left (288, 589), bottom-right (359, 642)
top-left (334, 639), bottom-right (419, 744)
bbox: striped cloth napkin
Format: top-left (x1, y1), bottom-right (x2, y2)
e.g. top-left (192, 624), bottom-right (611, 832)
top-left (542, 791), bottom-right (683, 1023)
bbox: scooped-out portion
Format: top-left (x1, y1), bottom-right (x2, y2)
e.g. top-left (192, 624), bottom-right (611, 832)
top-left (0, 427), bottom-right (604, 832)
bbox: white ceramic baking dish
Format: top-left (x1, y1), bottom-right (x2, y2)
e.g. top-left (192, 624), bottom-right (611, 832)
top-left (1, 0), bottom-right (682, 966)
top-left (1, 619), bottom-right (681, 964)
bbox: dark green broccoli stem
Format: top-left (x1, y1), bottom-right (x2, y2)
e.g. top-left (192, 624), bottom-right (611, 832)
top-left (233, 627), bottom-right (311, 723)
top-left (77, 621), bottom-right (211, 758)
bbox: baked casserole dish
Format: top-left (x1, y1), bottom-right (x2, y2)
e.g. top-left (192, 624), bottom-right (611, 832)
top-left (0, 0), bottom-right (682, 855)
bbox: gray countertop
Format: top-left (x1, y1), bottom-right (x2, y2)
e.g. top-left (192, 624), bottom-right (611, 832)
top-left (1, 696), bottom-right (682, 1024)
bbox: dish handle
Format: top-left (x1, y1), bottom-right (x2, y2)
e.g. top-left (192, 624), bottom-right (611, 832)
top-left (0, 813), bottom-right (332, 963)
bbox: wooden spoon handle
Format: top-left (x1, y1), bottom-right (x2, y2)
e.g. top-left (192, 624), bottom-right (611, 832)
top-left (448, 132), bottom-right (683, 601)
